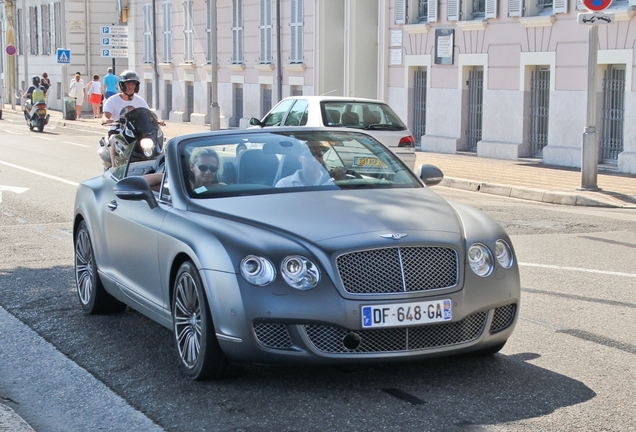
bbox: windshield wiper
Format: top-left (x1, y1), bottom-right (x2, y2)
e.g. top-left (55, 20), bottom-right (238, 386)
top-left (364, 124), bottom-right (405, 131)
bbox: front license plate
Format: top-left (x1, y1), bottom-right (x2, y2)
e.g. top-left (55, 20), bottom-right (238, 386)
top-left (353, 156), bottom-right (386, 167)
top-left (361, 299), bottom-right (452, 329)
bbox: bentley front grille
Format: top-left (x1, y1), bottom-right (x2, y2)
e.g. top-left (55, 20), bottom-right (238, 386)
top-left (253, 323), bottom-right (293, 349)
top-left (489, 304), bottom-right (516, 333)
top-left (303, 311), bottom-right (487, 354)
top-left (336, 246), bottom-right (459, 294)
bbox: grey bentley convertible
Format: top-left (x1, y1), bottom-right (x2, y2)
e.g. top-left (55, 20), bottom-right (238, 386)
top-left (73, 127), bottom-right (520, 380)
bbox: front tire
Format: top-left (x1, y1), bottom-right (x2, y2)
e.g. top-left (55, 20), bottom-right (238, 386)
top-left (172, 261), bottom-right (238, 380)
top-left (74, 220), bottom-right (126, 314)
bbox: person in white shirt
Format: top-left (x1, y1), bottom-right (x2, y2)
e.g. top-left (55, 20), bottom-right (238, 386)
top-left (275, 142), bottom-right (345, 187)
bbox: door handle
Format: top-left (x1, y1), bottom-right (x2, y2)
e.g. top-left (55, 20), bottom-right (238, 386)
top-left (108, 200), bottom-right (118, 211)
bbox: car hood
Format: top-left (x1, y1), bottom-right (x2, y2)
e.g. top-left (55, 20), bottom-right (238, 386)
top-left (188, 188), bottom-right (463, 243)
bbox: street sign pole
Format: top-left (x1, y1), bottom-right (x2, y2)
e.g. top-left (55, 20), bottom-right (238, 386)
top-left (578, 0), bottom-right (612, 190)
top-left (579, 24), bottom-right (600, 191)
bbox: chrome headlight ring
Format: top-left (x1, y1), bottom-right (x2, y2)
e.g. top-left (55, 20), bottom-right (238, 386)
top-left (281, 255), bottom-right (320, 290)
top-left (495, 239), bottom-right (514, 269)
top-left (468, 243), bottom-right (494, 277)
top-left (240, 255), bottom-right (276, 286)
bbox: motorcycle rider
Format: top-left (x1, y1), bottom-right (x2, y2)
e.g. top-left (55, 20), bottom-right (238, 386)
top-left (102, 70), bottom-right (151, 168)
top-left (22, 76), bottom-right (47, 120)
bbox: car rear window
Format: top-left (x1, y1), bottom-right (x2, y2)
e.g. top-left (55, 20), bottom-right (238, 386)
top-left (320, 102), bottom-right (407, 131)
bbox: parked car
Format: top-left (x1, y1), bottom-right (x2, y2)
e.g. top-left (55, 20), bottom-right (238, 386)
top-left (73, 127), bottom-right (520, 381)
top-left (249, 96), bottom-right (416, 169)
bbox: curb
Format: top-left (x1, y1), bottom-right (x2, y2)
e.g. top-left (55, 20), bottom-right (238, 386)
top-left (440, 177), bottom-right (635, 209)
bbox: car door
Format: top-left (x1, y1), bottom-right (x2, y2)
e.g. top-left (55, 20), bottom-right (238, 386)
top-left (102, 169), bottom-right (168, 312)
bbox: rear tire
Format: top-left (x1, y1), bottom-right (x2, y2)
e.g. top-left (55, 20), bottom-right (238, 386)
top-left (37, 118), bottom-right (45, 132)
top-left (74, 220), bottom-right (126, 314)
top-left (172, 261), bottom-right (240, 380)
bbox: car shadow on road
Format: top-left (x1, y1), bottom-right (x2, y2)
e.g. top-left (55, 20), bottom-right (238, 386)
top-left (0, 265), bottom-right (595, 432)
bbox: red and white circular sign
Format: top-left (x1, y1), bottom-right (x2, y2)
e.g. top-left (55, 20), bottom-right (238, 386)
top-left (5, 44), bottom-right (16, 56)
top-left (582, 0), bottom-right (613, 11)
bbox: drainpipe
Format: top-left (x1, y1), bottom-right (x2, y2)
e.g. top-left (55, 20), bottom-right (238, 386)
top-left (21, 0), bottom-right (27, 86)
top-left (152, 0), bottom-right (158, 110)
top-left (276, 0), bottom-right (282, 102)
top-left (209, 0), bottom-right (220, 130)
top-left (85, 0), bottom-right (90, 75)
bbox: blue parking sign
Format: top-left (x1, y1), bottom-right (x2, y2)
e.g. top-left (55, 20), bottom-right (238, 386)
top-left (57, 49), bottom-right (71, 64)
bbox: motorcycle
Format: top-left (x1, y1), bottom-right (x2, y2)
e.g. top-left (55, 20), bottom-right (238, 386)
top-left (23, 95), bottom-right (50, 132)
top-left (98, 107), bottom-right (165, 171)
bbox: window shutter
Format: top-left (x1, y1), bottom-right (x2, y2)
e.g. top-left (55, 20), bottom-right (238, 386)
top-left (447, 0), bottom-right (459, 21)
top-left (143, 4), bottom-right (153, 63)
top-left (259, 0), bottom-right (272, 63)
top-left (428, 0), bottom-right (438, 22)
top-left (395, 0), bottom-right (406, 24)
top-left (553, 0), bottom-right (567, 14)
top-left (290, 0), bottom-right (303, 63)
top-left (508, 0), bottom-right (522, 17)
top-left (485, 0), bottom-right (497, 18)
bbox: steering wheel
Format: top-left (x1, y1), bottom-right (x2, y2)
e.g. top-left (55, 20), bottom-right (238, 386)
top-left (345, 169), bottom-right (363, 180)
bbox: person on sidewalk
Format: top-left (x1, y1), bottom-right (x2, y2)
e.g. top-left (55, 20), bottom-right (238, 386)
top-left (85, 74), bottom-right (103, 118)
top-left (68, 74), bottom-right (85, 120)
top-left (102, 68), bottom-right (119, 100)
top-left (69, 71), bottom-right (83, 88)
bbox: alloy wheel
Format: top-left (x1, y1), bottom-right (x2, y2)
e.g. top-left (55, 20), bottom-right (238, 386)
top-left (174, 272), bottom-right (202, 369)
top-left (75, 227), bottom-right (93, 306)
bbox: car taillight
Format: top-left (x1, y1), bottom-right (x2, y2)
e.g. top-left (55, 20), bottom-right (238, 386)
top-left (398, 135), bottom-right (415, 148)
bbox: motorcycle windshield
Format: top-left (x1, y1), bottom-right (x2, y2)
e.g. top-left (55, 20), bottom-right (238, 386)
top-left (124, 107), bottom-right (160, 137)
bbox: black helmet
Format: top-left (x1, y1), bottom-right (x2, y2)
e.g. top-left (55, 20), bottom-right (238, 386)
top-left (118, 70), bottom-right (140, 94)
top-left (32, 76), bottom-right (40, 86)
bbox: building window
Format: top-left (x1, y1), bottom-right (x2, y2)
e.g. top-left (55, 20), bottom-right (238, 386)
top-left (184, 0), bottom-right (194, 63)
top-left (448, 0), bottom-right (496, 20)
top-left (54, 2), bottom-right (62, 51)
top-left (290, 0), bottom-right (303, 63)
top-left (146, 81), bottom-right (153, 107)
top-left (259, 0), bottom-right (272, 63)
top-left (509, 0), bottom-right (567, 17)
top-left (395, 0), bottom-right (438, 24)
top-left (16, 9), bottom-right (23, 55)
top-left (41, 5), bottom-right (51, 55)
top-left (163, 1), bottom-right (172, 63)
top-left (261, 86), bottom-right (272, 117)
top-left (143, 3), bottom-right (153, 63)
top-left (231, 84), bottom-right (243, 127)
top-left (232, 0), bottom-right (244, 64)
top-left (291, 85), bottom-right (303, 96)
top-left (29, 6), bottom-right (39, 55)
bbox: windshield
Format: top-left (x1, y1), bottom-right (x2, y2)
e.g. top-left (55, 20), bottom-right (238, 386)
top-left (179, 130), bottom-right (421, 198)
top-left (320, 101), bottom-right (407, 131)
top-left (123, 107), bottom-right (161, 135)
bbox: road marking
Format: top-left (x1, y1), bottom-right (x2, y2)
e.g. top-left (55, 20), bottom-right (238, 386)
top-left (0, 185), bottom-right (30, 203)
top-left (519, 262), bottom-right (636, 278)
top-left (38, 136), bottom-right (55, 141)
top-left (0, 160), bottom-right (79, 186)
top-left (2, 129), bottom-right (21, 135)
top-left (63, 141), bottom-right (90, 148)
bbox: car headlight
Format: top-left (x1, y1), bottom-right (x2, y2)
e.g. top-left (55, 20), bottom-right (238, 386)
top-left (281, 256), bottom-right (320, 290)
top-left (468, 243), bottom-right (494, 277)
top-left (240, 255), bottom-right (275, 286)
top-left (495, 239), bottom-right (514, 269)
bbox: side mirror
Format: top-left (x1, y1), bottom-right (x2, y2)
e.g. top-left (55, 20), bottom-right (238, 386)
top-left (249, 117), bottom-right (264, 127)
top-left (113, 176), bottom-right (158, 209)
top-left (417, 164), bottom-right (444, 187)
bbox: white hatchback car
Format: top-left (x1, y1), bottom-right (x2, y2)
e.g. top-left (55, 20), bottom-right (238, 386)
top-left (249, 96), bottom-right (416, 169)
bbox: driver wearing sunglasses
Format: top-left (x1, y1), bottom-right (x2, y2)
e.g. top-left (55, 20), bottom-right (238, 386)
top-left (189, 147), bottom-right (226, 193)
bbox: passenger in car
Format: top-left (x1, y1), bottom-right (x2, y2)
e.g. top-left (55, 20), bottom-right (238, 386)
top-left (188, 147), bottom-right (226, 193)
top-left (275, 142), bottom-right (345, 187)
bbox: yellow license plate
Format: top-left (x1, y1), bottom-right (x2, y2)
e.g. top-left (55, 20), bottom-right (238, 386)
top-left (353, 156), bottom-right (385, 167)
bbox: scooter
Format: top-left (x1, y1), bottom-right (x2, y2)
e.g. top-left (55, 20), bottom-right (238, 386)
top-left (23, 97), bottom-right (50, 132)
top-left (98, 107), bottom-right (165, 171)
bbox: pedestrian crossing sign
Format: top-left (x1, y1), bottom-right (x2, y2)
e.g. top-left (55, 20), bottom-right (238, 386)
top-left (57, 49), bottom-right (71, 64)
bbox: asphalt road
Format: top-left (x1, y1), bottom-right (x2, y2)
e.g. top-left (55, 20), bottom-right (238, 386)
top-left (1, 113), bottom-right (635, 431)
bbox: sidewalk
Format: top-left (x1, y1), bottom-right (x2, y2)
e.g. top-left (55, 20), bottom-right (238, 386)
top-left (2, 105), bottom-right (636, 208)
